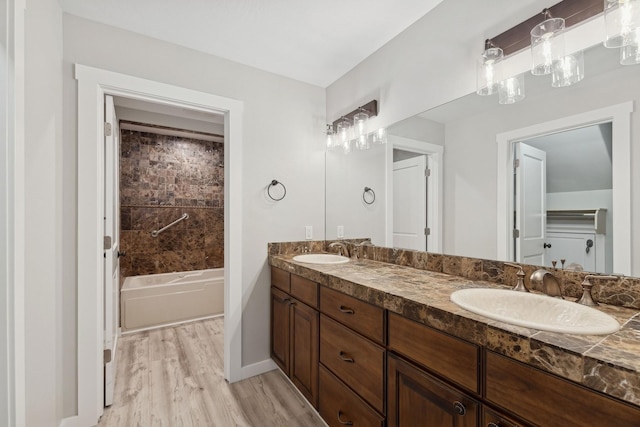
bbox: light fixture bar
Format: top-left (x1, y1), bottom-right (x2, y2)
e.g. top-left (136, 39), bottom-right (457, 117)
top-left (487, 0), bottom-right (602, 56)
top-left (330, 100), bottom-right (378, 131)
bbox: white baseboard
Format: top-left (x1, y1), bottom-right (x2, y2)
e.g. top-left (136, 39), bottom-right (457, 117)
top-left (59, 415), bottom-right (78, 427)
top-left (240, 358), bottom-right (277, 380)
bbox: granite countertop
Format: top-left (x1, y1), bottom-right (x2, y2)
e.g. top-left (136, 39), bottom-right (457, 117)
top-left (269, 254), bottom-right (640, 408)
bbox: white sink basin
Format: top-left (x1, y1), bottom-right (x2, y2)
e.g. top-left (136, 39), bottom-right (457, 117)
top-left (292, 253), bottom-right (350, 265)
top-left (450, 288), bottom-right (620, 335)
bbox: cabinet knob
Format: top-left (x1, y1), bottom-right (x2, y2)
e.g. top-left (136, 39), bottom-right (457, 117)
top-left (453, 401), bottom-right (466, 416)
top-left (487, 423), bottom-right (500, 427)
top-left (337, 410), bottom-right (353, 425)
top-left (338, 305), bottom-right (355, 314)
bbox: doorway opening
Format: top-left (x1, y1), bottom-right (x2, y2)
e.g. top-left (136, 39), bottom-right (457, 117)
top-left (76, 65), bottom-right (244, 426)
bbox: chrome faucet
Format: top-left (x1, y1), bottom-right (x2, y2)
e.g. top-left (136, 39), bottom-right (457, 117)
top-left (328, 241), bottom-right (350, 257)
top-left (530, 269), bottom-right (563, 298)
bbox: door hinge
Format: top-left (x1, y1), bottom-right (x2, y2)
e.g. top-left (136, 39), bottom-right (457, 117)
top-left (104, 349), bottom-right (112, 364)
top-left (104, 122), bottom-right (112, 137)
top-left (514, 158), bottom-right (520, 168)
top-left (425, 227), bottom-right (431, 236)
top-left (425, 168), bottom-right (431, 177)
top-left (513, 229), bottom-right (520, 238)
top-left (104, 236), bottom-right (112, 250)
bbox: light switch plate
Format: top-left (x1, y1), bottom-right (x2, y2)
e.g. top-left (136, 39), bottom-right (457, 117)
top-left (305, 226), bottom-right (313, 240)
top-left (337, 225), bottom-right (344, 238)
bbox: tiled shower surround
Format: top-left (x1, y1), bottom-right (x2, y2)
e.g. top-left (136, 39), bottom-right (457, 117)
top-left (119, 125), bottom-right (224, 279)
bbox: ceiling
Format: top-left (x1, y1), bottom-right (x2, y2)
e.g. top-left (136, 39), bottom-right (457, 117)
top-left (59, 0), bottom-right (445, 87)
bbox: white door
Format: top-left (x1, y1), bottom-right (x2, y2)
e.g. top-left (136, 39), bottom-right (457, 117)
top-left (515, 143), bottom-right (547, 265)
top-left (393, 156), bottom-right (427, 250)
top-left (103, 95), bottom-right (120, 406)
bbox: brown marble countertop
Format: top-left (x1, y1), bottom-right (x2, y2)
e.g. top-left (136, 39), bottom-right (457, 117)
top-left (269, 254), bottom-right (640, 408)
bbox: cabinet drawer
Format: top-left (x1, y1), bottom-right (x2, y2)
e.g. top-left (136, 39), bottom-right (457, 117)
top-left (387, 353), bottom-right (479, 427)
top-left (320, 286), bottom-right (385, 344)
top-left (482, 406), bottom-right (531, 427)
top-left (486, 351), bottom-right (640, 427)
top-left (388, 312), bottom-right (480, 394)
top-left (320, 315), bottom-right (385, 413)
top-left (271, 266), bottom-right (290, 293)
top-left (319, 365), bottom-right (384, 427)
top-left (290, 274), bottom-right (318, 308)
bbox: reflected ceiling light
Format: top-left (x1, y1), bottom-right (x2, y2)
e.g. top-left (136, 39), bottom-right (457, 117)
top-left (531, 11), bottom-right (565, 75)
top-left (372, 127), bottom-right (387, 145)
top-left (552, 50), bottom-right (585, 87)
top-left (620, 27), bottom-right (640, 64)
top-left (477, 43), bottom-right (504, 96)
top-left (498, 74), bottom-right (525, 104)
top-left (604, 0), bottom-right (640, 48)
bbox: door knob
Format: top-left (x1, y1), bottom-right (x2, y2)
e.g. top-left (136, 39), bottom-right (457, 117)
top-left (586, 239), bottom-right (593, 254)
top-left (117, 251), bottom-right (126, 257)
top-left (543, 243), bottom-right (552, 249)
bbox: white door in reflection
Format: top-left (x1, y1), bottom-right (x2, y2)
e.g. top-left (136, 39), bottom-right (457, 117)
top-left (393, 155), bottom-right (427, 251)
top-left (514, 142), bottom-right (547, 265)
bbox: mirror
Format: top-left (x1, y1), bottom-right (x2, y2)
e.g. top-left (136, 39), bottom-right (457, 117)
top-left (325, 42), bottom-right (638, 275)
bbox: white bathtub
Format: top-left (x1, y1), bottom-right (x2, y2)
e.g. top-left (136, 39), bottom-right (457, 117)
top-left (120, 268), bottom-right (224, 332)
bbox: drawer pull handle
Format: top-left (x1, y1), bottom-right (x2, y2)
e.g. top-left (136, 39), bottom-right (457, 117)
top-left (337, 410), bottom-right (353, 425)
top-left (453, 401), bottom-right (466, 416)
top-left (338, 305), bottom-right (355, 314)
top-left (338, 351), bottom-right (355, 363)
top-left (487, 423), bottom-right (500, 427)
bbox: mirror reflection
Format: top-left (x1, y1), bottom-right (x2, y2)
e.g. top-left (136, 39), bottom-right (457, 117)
top-left (325, 43), bottom-right (638, 275)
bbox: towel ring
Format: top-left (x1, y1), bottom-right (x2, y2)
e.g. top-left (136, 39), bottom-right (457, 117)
top-left (363, 187), bottom-right (375, 205)
top-left (268, 180), bottom-right (287, 201)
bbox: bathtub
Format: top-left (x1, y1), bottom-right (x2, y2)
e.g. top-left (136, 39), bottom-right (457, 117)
top-left (120, 268), bottom-right (224, 332)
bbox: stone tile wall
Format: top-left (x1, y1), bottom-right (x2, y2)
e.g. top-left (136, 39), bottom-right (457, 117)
top-left (119, 127), bottom-right (224, 279)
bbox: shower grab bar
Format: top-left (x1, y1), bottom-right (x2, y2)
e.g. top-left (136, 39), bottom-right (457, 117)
top-left (151, 213), bottom-right (189, 238)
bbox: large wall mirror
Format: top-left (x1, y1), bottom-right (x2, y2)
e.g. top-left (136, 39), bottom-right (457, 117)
top-left (325, 42), bottom-right (638, 276)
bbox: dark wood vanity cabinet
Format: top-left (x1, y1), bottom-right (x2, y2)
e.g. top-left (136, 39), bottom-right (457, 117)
top-left (270, 268), bottom-right (319, 408)
top-left (388, 353), bottom-right (479, 427)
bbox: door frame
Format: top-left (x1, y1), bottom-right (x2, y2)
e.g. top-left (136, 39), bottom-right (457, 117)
top-left (75, 64), bottom-right (244, 426)
top-left (385, 135), bottom-right (443, 252)
top-left (496, 102), bottom-right (632, 275)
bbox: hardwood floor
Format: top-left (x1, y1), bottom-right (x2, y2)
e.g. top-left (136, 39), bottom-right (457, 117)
top-left (99, 318), bottom-right (326, 426)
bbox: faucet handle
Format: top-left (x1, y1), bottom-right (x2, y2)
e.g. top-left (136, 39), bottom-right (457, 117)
top-left (503, 262), bottom-right (529, 292)
top-left (575, 274), bottom-right (619, 306)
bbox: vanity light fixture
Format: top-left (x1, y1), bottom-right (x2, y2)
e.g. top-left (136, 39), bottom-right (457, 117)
top-left (604, 0), bottom-right (640, 48)
top-left (372, 127), bottom-right (387, 145)
top-left (477, 42), bottom-right (504, 95)
top-left (530, 10), bottom-right (566, 75)
top-left (620, 27), bottom-right (640, 64)
top-left (326, 100), bottom-right (380, 153)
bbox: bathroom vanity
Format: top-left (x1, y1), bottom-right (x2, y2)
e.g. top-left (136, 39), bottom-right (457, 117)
top-left (269, 242), bottom-right (640, 427)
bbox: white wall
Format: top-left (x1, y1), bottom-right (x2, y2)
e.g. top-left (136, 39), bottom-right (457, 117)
top-left (326, 144), bottom-right (386, 244)
top-left (62, 13), bottom-right (325, 416)
top-left (24, 0), bottom-right (64, 425)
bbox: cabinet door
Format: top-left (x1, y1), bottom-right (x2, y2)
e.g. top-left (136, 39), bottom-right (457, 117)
top-left (290, 300), bottom-right (319, 408)
top-left (482, 406), bottom-right (532, 427)
top-left (388, 353), bottom-right (479, 427)
top-left (271, 287), bottom-right (291, 374)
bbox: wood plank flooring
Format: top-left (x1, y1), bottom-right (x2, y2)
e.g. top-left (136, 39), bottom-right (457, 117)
top-left (98, 318), bottom-right (326, 426)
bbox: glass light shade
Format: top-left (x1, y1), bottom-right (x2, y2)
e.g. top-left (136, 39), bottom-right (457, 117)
top-left (326, 124), bottom-right (337, 150)
top-left (621, 42), bottom-right (640, 64)
top-left (552, 51), bottom-right (585, 87)
top-left (336, 117), bottom-right (352, 145)
top-left (353, 109), bottom-right (369, 138)
top-left (498, 75), bottom-right (525, 104)
top-left (477, 47), bottom-right (504, 95)
top-left (604, 0), bottom-right (640, 48)
top-left (355, 134), bottom-right (370, 150)
top-left (530, 17), bottom-right (565, 75)
top-left (372, 127), bottom-right (387, 144)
